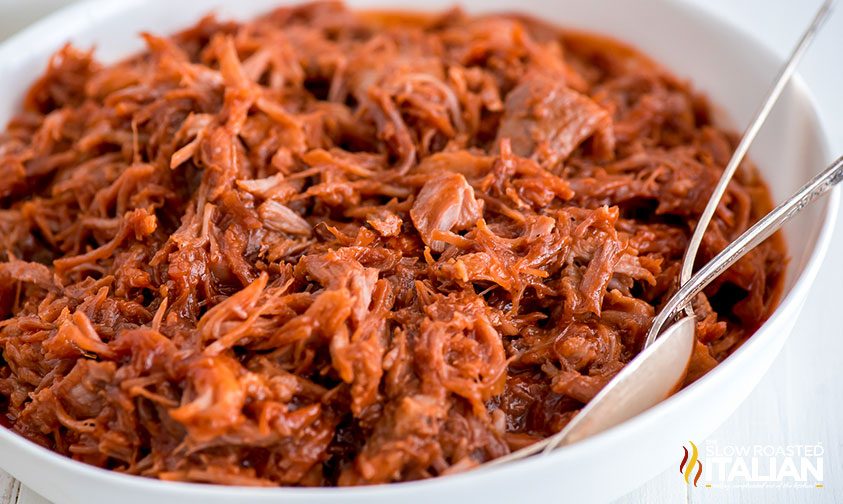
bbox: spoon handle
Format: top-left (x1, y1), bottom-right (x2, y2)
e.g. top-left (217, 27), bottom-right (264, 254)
top-left (645, 154), bottom-right (843, 347)
top-left (678, 0), bottom-right (836, 291)
top-left (668, 0), bottom-right (837, 335)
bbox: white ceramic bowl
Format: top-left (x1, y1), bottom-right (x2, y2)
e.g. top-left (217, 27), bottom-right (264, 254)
top-left (0, 0), bottom-right (837, 502)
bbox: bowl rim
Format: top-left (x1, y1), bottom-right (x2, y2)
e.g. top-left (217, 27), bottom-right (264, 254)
top-left (0, 0), bottom-right (838, 498)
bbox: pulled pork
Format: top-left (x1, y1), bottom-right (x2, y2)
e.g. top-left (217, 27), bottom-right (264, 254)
top-left (0, 2), bottom-right (785, 487)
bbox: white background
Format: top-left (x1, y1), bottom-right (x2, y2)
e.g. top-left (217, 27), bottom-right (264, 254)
top-left (0, 1), bottom-right (841, 503)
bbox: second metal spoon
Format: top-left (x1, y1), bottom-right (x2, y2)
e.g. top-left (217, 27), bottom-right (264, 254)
top-left (486, 153), bottom-right (843, 464)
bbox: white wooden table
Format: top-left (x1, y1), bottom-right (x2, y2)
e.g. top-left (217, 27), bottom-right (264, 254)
top-left (1, 1), bottom-right (841, 503)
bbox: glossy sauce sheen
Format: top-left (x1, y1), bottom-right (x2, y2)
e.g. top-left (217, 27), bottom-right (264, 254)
top-left (0, 1), bottom-right (784, 487)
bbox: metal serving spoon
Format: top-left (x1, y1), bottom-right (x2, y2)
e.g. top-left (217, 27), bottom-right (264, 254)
top-left (486, 0), bottom-right (837, 465)
top-left (666, 0), bottom-right (837, 349)
top-left (533, 0), bottom-right (837, 456)
top-left (486, 153), bottom-right (843, 466)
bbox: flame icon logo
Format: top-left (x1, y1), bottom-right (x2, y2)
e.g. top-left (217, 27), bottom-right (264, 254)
top-left (679, 441), bottom-right (703, 487)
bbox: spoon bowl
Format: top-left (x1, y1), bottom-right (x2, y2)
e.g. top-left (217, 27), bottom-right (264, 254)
top-left (485, 316), bottom-right (696, 465)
